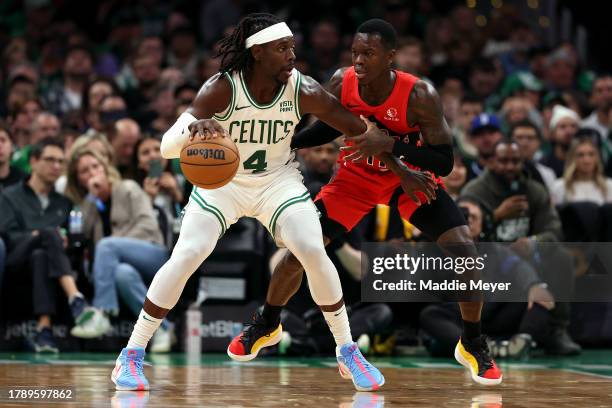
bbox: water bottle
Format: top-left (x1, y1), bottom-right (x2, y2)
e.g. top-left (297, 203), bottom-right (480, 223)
top-left (69, 206), bottom-right (83, 248)
top-left (185, 277), bottom-right (207, 356)
top-left (185, 305), bottom-right (202, 356)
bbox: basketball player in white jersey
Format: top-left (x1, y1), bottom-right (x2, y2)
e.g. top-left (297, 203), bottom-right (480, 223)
top-left (111, 13), bottom-right (435, 392)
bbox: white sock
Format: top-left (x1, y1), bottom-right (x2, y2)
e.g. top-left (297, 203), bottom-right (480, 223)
top-left (322, 305), bottom-right (353, 353)
top-left (127, 310), bottom-right (163, 349)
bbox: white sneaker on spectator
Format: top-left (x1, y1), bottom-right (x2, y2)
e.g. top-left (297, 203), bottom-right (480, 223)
top-left (278, 331), bottom-right (292, 355)
top-left (150, 325), bottom-right (175, 353)
top-left (71, 308), bottom-right (111, 338)
top-left (357, 334), bottom-right (371, 355)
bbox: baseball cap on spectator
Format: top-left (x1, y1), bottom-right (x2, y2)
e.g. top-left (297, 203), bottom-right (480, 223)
top-left (500, 72), bottom-right (543, 98)
top-left (549, 105), bottom-right (580, 130)
top-left (470, 113), bottom-right (501, 135)
top-left (542, 91), bottom-right (566, 108)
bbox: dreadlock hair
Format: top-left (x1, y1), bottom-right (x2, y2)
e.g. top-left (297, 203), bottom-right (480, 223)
top-left (215, 13), bottom-right (282, 74)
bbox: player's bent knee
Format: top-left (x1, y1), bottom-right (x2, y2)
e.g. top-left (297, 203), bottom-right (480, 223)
top-left (290, 241), bottom-right (327, 266)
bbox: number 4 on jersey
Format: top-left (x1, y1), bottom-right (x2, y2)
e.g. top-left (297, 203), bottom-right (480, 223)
top-left (243, 150), bottom-right (267, 173)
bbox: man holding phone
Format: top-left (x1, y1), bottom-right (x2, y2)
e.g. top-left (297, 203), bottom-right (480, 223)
top-left (462, 141), bottom-right (562, 251)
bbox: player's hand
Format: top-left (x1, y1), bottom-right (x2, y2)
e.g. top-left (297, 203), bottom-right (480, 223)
top-left (528, 283), bottom-right (555, 310)
top-left (398, 168), bottom-right (437, 205)
top-left (494, 195), bottom-right (528, 221)
top-left (188, 119), bottom-right (228, 141)
top-left (341, 115), bottom-right (394, 161)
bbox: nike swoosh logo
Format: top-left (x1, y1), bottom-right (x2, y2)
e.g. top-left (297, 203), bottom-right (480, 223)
top-left (235, 105), bottom-right (251, 110)
top-left (334, 307), bottom-right (345, 317)
top-left (142, 315), bottom-right (155, 322)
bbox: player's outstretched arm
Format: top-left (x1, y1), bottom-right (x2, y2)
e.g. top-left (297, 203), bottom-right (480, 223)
top-left (298, 73), bottom-right (367, 137)
top-left (296, 72), bottom-right (410, 153)
top-left (160, 73), bottom-right (231, 158)
top-left (291, 69), bottom-right (348, 149)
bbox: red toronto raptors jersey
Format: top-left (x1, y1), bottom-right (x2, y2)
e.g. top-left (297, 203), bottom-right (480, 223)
top-left (340, 67), bottom-right (421, 173)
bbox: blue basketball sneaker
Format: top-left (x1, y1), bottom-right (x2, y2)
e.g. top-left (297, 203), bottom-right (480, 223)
top-left (337, 343), bottom-right (385, 391)
top-left (111, 348), bottom-right (149, 391)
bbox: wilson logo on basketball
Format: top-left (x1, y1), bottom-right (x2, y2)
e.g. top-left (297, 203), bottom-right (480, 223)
top-left (186, 148), bottom-right (226, 160)
top-left (385, 107), bottom-right (399, 121)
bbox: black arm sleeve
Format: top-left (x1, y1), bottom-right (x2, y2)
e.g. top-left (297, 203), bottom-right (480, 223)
top-left (291, 120), bottom-right (342, 150)
top-left (391, 141), bottom-right (454, 176)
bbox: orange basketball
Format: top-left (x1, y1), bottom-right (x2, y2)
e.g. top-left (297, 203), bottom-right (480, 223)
top-left (180, 137), bottom-right (240, 189)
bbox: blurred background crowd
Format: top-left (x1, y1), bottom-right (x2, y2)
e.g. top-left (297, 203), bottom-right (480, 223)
top-left (0, 0), bottom-right (610, 358)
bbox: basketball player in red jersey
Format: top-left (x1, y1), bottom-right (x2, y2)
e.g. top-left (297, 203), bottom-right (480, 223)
top-left (228, 19), bottom-right (502, 385)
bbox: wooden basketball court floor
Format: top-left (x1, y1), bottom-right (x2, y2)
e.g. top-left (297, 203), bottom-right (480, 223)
top-left (1, 351), bottom-right (611, 407)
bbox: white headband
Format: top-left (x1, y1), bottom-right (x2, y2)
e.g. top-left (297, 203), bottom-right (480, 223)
top-left (245, 22), bottom-right (293, 49)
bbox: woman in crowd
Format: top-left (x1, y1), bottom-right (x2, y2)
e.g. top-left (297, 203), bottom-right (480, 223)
top-left (82, 77), bottom-right (120, 133)
top-left (64, 148), bottom-right (173, 352)
top-left (131, 135), bottom-right (185, 247)
top-left (55, 131), bottom-right (115, 193)
top-left (551, 136), bottom-right (612, 205)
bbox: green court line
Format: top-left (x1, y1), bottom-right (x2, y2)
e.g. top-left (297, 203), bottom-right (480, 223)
top-left (1, 350), bottom-right (611, 377)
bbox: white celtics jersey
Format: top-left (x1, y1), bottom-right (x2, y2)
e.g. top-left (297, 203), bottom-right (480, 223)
top-left (213, 68), bottom-right (303, 176)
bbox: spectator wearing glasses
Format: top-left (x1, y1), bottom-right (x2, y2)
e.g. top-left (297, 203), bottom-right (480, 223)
top-left (10, 111), bottom-right (61, 174)
top-left (0, 138), bottom-right (92, 353)
top-left (510, 120), bottom-right (557, 191)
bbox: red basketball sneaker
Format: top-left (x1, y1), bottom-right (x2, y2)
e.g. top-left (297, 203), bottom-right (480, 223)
top-left (227, 312), bottom-right (283, 362)
top-left (455, 336), bottom-right (503, 385)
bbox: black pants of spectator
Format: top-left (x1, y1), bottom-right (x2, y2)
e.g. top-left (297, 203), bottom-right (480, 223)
top-left (529, 244), bottom-right (575, 332)
top-left (281, 303), bottom-right (393, 355)
top-left (419, 302), bottom-right (551, 357)
top-left (5, 228), bottom-right (74, 317)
